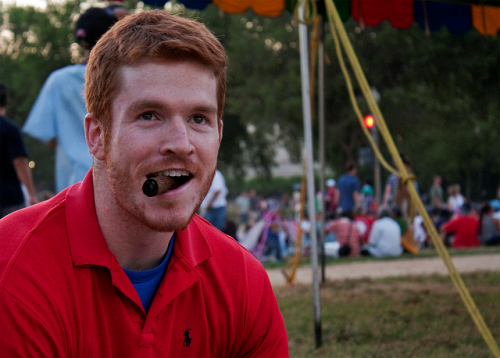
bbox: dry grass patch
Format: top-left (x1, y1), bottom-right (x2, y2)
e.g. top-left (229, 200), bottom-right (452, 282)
top-left (275, 271), bottom-right (500, 357)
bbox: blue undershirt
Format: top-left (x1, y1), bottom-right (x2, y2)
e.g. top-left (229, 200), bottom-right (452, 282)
top-left (123, 234), bottom-right (175, 313)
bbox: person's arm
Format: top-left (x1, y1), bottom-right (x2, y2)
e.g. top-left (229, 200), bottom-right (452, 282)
top-left (13, 156), bottom-right (38, 206)
top-left (47, 137), bottom-right (57, 149)
top-left (382, 183), bottom-right (391, 207)
top-left (206, 190), bottom-right (220, 210)
top-left (492, 217), bottom-right (500, 232)
top-left (353, 190), bottom-right (360, 209)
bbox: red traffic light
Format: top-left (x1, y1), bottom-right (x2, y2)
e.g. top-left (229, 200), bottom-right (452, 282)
top-left (363, 115), bottom-right (375, 129)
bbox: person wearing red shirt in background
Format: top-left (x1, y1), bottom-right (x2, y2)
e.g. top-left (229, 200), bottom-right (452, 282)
top-left (354, 207), bottom-right (375, 244)
top-left (0, 11), bottom-right (289, 357)
top-left (440, 203), bottom-right (480, 248)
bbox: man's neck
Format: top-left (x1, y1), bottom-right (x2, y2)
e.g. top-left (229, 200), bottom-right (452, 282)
top-left (0, 107), bottom-right (6, 116)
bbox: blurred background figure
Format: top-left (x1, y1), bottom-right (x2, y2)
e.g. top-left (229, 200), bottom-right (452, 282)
top-left (478, 203), bottom-right (500, 246)
top-left (325, 211), bottom-right (362, 257)
top-left (200, 169), bottom-right (228, 231)
top-left (248, 188), bottom-right (261, 223)
top-left (492, 199), bottom-right (500, 222)
top-left (337, 161), bottom-right (360, 217)
top-left (447, 183), bottom-right (465, 217)
top-left (361, 208), bottom-right (403, 258)
top-left (440, 203), bottom-right (479, 248)
top-left (429, 175), bottom-right (445, 211)
top-left (324, 178), bottom-right (338, 217)
top-left (354, 207), bottom-right (375, 245)
top-left (22, 6), bottom-right (125, 193)
top-left (386, 154), bottom-right (419, 221)
top-left (359, 182), bottom-right (378, 215)
top-left (0, 81), bottom-right (38, 217)
top-left (234, 190), bottom-right (251, 227)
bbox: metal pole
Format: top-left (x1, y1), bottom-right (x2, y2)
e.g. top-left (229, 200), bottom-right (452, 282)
top-left (318, 14), bottom-right (326, 285)
top-left (298, 2), bottom-right (322, 348)
top-left (373, 125), bottom-right (381, 205)
top-left (370, 88), bottom-right (382, 205)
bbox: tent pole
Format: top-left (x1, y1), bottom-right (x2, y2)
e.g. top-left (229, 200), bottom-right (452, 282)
top-left (318, 14), bottom-right (326, 285)
top-left (298, 1), bottom-right (322, 348)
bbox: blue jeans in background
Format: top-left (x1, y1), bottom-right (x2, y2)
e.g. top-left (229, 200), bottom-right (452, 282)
top-left (204, 206), bottom-right (226, 231)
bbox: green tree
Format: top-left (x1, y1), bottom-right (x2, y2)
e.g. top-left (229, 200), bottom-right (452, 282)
top-left (0, 0), bottom-right (82, 190)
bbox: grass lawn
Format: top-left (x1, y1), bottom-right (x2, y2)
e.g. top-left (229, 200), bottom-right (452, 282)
top-left (275, 271), bottom-right (500, 357)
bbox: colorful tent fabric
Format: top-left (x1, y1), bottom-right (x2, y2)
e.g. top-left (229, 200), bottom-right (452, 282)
top-left (472, 4), bottom-right (500, 35)
top-left (414, 0), bottom-right (472, 34)
top-left (351, 0), bottom-right (414, 29)
top-left (137, 0), bottom-right (500, 36)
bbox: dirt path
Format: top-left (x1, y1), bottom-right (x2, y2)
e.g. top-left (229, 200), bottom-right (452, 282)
top-left (266, 253), bottom-right (500, 287)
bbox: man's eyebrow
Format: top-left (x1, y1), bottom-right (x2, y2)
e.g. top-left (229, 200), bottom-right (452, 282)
top-left (127, 100), bottom-right (166, 112)
top-left (126, 101), bottom-right (217, 114)
top-left (192, 104), bottom-right (218, 114)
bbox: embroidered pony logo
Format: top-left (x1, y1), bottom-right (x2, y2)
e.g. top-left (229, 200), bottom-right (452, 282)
top-left (183, 329), bottom-right (192, 347)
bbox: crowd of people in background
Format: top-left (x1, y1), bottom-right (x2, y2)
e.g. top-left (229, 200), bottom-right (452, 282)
top-left (223, 159), bottom-right (500, 262)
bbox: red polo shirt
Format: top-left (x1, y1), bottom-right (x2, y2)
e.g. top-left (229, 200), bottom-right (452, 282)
top-left (0, 171), bottom-right (289, 357)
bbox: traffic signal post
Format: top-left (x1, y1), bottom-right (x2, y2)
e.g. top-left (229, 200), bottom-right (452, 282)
top-left (363, 115), bottom-right (381, 204)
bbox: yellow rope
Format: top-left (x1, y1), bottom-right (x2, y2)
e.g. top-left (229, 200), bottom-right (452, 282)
top-left (283, 153), bottom-right (308, 285)
top-left (324, 0), bottom-right (500, 356)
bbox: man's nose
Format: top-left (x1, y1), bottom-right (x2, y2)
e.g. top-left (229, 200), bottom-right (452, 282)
top-left (159, 118), bottom-right (194, 156)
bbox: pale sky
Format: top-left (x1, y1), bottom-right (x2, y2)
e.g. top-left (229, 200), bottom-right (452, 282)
top-left (2, 0), bottom-right (46, 8)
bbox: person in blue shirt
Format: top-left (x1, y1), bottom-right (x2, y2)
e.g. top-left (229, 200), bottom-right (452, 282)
top-left (23, 7), bottom-right (125, 192)
top-left (336, 161), bottom-right (361, 217)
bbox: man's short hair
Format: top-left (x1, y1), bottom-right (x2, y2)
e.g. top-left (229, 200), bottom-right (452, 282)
top-left (0, 81), bottom-right (9, 108)
top-left (85, 10), bottom-right (227, 139)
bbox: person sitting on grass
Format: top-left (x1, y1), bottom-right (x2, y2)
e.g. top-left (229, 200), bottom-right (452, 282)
top-left (478, 203), bottom-right (500, 246)
top-left (440, 203), bottom-right (479, 248)
top-left (361, 208), bottom-right (403, 258)
top-left (326, 210), bottom-right (362, 257)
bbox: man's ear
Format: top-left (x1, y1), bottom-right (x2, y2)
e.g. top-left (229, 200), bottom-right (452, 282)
top-left (218, 119), bottom-right (223, 144)
top-left (85, 113), bottom-right (106, 160)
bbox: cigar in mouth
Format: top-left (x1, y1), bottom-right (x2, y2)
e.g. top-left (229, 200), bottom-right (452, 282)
top-left (142, 175), bottom-right (176, 197)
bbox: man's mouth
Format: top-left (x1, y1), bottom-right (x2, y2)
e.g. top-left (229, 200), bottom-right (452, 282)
top-left (146, 170), bottom-right (192, 192)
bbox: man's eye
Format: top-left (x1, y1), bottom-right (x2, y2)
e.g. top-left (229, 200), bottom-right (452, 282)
top-left (141, 113), bottom-right (155, 120)
top-left (192, 115), bottom-right (206, 124)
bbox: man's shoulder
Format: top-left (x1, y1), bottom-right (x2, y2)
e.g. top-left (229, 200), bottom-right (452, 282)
top-left (49, 64), bottom-right (85, 78)
top-left (0, 192), bottom-right (68, 280)
top-left (186, 216), bottom-right (265, 274)
top-left (0, 116), bottom-right (19, 133)
top-left (43, 65), bottom-right (85, 88)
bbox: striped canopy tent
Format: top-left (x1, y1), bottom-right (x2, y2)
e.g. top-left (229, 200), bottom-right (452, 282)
top-left (141, 0), bottom-right (500, 36)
